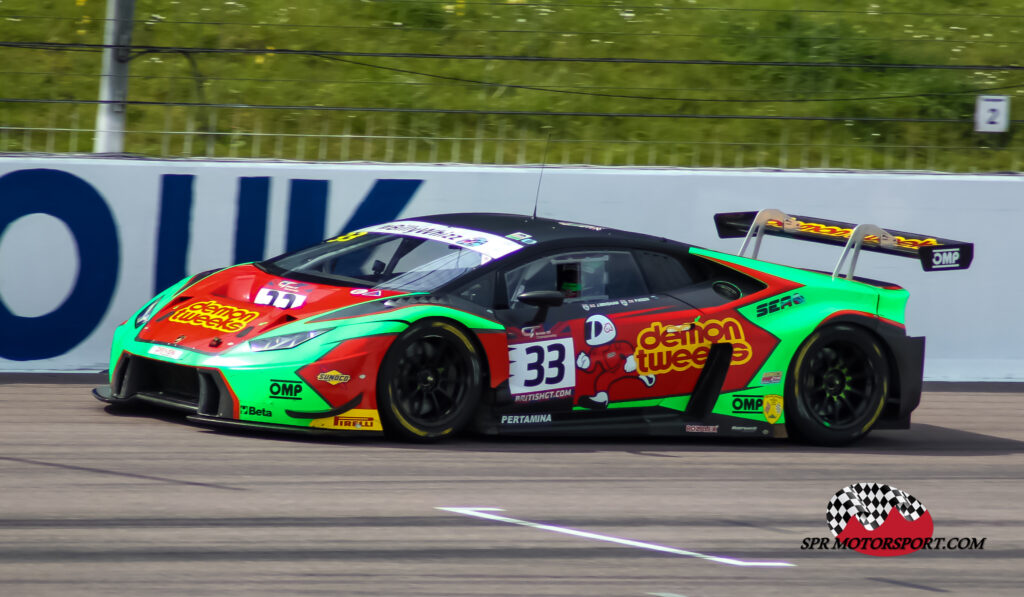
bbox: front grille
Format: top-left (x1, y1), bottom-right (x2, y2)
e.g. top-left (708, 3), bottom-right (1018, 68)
top-left (112, 353), bottom-right (233, 416)
top-left (113, 354), bottom-right (201, 408)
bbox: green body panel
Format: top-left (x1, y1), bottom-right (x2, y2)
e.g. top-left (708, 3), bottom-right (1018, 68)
top-left (876, 286), bottom-right (911, 323)
top-left (690, 247), bottom-right (909, 426)
top-left (691, 247), bottom-right (909, 324)
top-left (109, 275), bottom-right (196, 384)
top-left (653, 395), bottom-right (692, 412)
top-left (329, 303), bottom-right (506, 332)
top-left (574, 395), bottom-right (689, 412)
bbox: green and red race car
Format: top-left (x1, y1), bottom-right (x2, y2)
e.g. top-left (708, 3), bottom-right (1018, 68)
top-left (93, 210), bottom-right (972, 445)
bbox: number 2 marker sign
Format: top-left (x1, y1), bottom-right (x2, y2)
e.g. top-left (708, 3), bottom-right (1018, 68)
top-left (975, 95), bottom-right (1010, 133)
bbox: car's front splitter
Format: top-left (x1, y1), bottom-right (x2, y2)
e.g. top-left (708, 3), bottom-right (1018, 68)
top-left (94, 384), bottom-right (202, 412)
top-left (92, 385), bottom-right (137, 405)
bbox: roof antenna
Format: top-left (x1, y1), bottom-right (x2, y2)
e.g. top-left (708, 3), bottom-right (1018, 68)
top-left (532, 132), bottom-right (551, 219)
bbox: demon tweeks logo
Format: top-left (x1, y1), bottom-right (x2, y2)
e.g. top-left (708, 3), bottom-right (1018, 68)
top-left (634, 319), bottom-right (751, 375)
top-left (169, 300), bottom-right (259, 333)
top-left (765, 219), bottom-right (938, 249)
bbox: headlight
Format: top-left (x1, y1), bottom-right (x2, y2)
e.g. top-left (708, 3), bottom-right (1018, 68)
top-left (134, 299), bottom-right (161, 328)
top-left (249, 329), bottom-right (330, 352)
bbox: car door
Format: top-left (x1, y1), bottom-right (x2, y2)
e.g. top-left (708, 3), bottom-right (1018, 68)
top-left (491, 249), bottom-right (702, 417)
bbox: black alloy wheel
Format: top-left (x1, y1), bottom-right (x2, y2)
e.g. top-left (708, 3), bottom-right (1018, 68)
top-left (377, 319), bottom-right (483, 441)
top-left (786, 324), bottom-right (889, 446)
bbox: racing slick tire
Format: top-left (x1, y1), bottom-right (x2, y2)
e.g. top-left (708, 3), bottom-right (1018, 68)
top-left (785, 324), bottom-right (889, 446)
top-left (377, 319), bottom-right (484, 442)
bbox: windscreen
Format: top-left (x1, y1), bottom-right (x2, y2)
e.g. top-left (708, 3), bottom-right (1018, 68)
top-left (259, 232), bottom-right (488, 292)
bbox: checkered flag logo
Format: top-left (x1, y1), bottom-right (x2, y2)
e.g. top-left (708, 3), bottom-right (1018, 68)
top-left (826, 483), bottom-right (928, 536)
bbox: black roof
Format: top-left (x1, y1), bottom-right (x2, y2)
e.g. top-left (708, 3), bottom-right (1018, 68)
top-left (411, 212), bottom-right (690, 251)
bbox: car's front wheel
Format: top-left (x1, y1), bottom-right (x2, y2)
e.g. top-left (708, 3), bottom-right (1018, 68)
top-left (377, 319), bottom-right (483, 441)
top-left (785, 324), bottom-right (889, 446)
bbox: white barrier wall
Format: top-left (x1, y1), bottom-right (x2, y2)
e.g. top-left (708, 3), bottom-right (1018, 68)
top-left (0, 156), bottom-right (1017, 380)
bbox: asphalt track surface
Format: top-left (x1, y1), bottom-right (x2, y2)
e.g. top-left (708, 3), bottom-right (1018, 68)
top-left (1, 376), bottom-right (1022, 596)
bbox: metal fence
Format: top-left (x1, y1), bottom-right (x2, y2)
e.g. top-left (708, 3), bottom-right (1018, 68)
top-left (2, 1), bottom-right (1023, 172)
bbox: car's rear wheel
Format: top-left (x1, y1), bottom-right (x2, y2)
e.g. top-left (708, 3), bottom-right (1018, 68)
top-left (785, 324), bottom-right (889, 446)
top-left (377, 319), bottom-right (483, 441)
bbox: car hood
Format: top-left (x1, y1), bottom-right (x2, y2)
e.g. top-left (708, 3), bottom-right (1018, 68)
top-left (135, 264), bottom-right (409, 354)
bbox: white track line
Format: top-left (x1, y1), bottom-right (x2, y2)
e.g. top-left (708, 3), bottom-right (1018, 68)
top-left (437, 507), bottom-right (795, 568)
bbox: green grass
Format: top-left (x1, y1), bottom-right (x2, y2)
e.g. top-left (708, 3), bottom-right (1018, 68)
top-left (2, 0), bottom-right (1023, 171)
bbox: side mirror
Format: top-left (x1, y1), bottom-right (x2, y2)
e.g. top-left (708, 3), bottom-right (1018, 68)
top-left (516, 290), bottom-right (565, 307)
top-left (515, 290), bottom-right (564, 325)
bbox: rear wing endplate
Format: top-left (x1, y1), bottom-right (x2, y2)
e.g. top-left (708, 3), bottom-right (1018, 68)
top-left (714, 209), bottom-right (973, 279)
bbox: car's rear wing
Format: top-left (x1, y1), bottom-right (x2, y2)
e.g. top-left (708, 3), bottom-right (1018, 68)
top-left (714, 209), bottom-right (973, 279)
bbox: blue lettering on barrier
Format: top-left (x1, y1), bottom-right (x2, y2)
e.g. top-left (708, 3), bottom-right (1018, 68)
top-left (234, 177), bottom-right (421, 261)
top-left (286, 179), bottom-right (329, 252)
top-left (0, 169), bottom-right (119, 361)
top-left (154, 174), bottom-right (195, 293)
top-left (341, 179), bottom-right (423, 233)
top-left (233, 176), bottom-right (270, 264)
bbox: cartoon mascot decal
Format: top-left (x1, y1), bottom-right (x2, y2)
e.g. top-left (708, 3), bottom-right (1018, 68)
top-left (575, 314), bottom-right (655, 409)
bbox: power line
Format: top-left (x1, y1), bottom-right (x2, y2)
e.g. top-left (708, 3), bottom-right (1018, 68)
top-left (126, 0), bottom-right (1024, 20)
top-left (0, 97), bottom-right (994, 124)
top-left (5, 40), bottom-right (1022, 105)
top-left (4, 41), bottom-right (1024, 71)
top-left (2, 69), bottom-right (999, 97)
top-left (5, 2), bottom-right (1024, 18)
top-left (318, 53), bottom-right (1024, 103)
top-left (4, 14), bottom-right (1023, 46)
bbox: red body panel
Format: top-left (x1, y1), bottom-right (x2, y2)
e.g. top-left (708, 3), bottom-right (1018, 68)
top-left (298, 335), bottom-right (400, 411)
